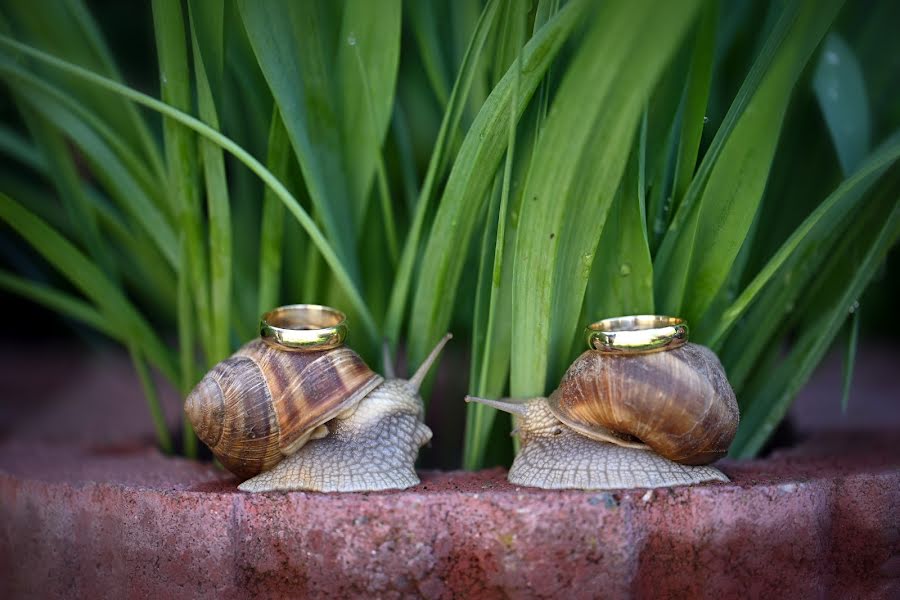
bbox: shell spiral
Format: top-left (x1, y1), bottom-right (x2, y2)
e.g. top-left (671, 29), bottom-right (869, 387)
top-left (548, 343), bottom-right (739, 465)
top-left (184, 340), bottom-right (382, 479)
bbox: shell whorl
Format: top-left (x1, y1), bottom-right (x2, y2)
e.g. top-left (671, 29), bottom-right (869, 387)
top-left (184, 340), bottom-right (382, 479)
top-left (547, 343), bottom-right (738, 465)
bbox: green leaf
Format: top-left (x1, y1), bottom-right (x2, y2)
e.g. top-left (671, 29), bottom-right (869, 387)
top-left (0, 269), bottom-right (111, 336)
top-left (0, 33), bottom-right (379, 342)
top-left (813, 33), bottom-right (871, 175)
top-left (0, 193), bottom-right (179, 384)
top-left (464, 0), bottom-right (528, 470)
top-left (237, 0), bottom-right (360, 282)
top-left (841, 304), bottom-right (860, 413)
top-left (730, 190), bottom-right (899, 457)
top-left (153, 0), bottom-right (213, 363)
top-left (582, 122), bottom-right (655, 331)
top-left (1, 61), bottom-right (177, 266)
top-left (407, 0), bottom-right (589, 372)
top-left (701, 132), bottom-right (900, 351)
top-left (257, 108), bottom-right (290, 318)
top-left (511, 0), bottom-right (701, 396)
top-left (338, 0), bottom-right (401, 227)
top-left (2, 0), bottom-right (165, 179)
top-left (384, 0), bottom-right (504, 347)
top-left (654, 0), bottom-right (845, 323)
top-left (671, 0), bottom-right (718, 212)
top-left (189, 0), bottom-right (232, 364)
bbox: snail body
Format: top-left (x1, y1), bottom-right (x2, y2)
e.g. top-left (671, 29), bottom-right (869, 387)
top-left (466, 343), bottom-right (739, 490)
top-left (185, 334), bottom-right (451, 492)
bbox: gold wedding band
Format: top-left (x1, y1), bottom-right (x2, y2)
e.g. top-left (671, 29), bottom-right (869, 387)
top-left (585, 315), bottom-right (688, 354)
top-left (260, 304), bottom-right (348, 351)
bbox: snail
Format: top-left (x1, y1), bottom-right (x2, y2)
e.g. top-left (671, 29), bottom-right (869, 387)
top-left (184, 304), bottom-right (452, 493)
top-left (466, 338), bottom-right (739, 490)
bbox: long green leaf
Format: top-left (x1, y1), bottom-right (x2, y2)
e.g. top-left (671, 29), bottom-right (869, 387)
top-left (1, 63), bottom-right (177, 266)
top-left (0, 193), bottom-right (178, 384)
top-left (338, 0), bottom-right (401, 229)
top-left (654, 0), bottom-right (844, 322)
top-left (0, 34), bottom-right (379, 342)
top-left (384, 0), bottom-right (503, 348)
top-left (238, 0), bottom-right (360, 282)
top-left (731, 193), bottom-right (899, 457)
top-left (407, 0), bottom-right (588, 372)
top-left (189, 0), bottom-right (232, 363)
top-left (702, 132), bottom-right (900, 348)
top-left (464, 0), bottom-right (528, 470)
top-left (813, 33), bottom-right (871, 175)
top-left (511, 0), bottom-right (700, 396)
top-left (153, 0), bottom-right (213, 363)
top-left (257, 109), bottom-right (290, 317)
top-left (0, 269), bottom-right (111, 336)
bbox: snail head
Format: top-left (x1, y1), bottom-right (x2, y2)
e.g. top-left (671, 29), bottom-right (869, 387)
top-left (464, 396), bottom-right (563, 443)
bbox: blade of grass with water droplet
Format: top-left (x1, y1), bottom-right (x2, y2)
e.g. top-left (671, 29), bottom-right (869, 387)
top-left (406, 0), bottom-right (589, 372)
top-left (730, 190), bottom-right (899, 457)
top-left (384, 0), bottom-right (503, 348)
top-left (153, 0), bottom-right (213, 364)
top-left (653, 0), bottom-right (844, 324)
top-left (338, 0), bottom-right (401, 233)
top-left (189, 0), bottom-right (232, 364)
top-left (512, 0), bottom-right (701, 396)
top-left (0, 34), bottom-right (378, 344)
top-left (237, 0), bottom-right (360, 282)
top-left (813, 33), bottom-right (871, 175)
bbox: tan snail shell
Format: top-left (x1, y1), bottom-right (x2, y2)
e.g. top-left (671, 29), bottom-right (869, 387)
top-left (548, 343), bottom-right (739, 465)
top-left (184, 339), bottom-right (382, 479)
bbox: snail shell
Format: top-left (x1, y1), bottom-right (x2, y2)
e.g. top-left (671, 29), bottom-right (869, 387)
top-left (547, 343), bottom-right (738, 465)
top-left (184, 339), bottom-right (382, 478)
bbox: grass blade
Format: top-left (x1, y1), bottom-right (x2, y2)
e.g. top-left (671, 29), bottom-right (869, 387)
top-left (671, 0), bottom-right (718, 211)
top-left (0, 193), bottom-right (179, 384)
top-left (238, 0), bottom-right (360, 282)
top-left (338, 0), bottom-right (401, 230)
top-left (153, 0), bottom-right (213, 363)
top-left (0, 269), bottom-right (111, 335)
top-left (257, 108), bottom-right (290, 317)
top-left (841, 304), bottom-right (860, 413)
top-left (511, 0), bottom-right (700, 396)
top-left (463, 0), bottom-right (528, 470)
top-left (189, 0), bottom-right (232, 363)
top-left (384, 0), bottom-right (503, 348)
top-left (701, 133), bottom-right (900, 349)
top-left (407, 0), bottom-right (589, 371)
top-left (0, 34), bottom-right (379, 342)
top-left (813, 33), bottom-right (871, 175)
top-left (654, 0), bottom-right (844, 323)
top-left (731, 192), bottom-right (899, 457)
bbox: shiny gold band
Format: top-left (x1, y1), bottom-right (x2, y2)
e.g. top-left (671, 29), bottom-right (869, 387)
top-left (585, 315), bottom-right (688, 354)
top-left (260, 304), bottom-right (348, 351)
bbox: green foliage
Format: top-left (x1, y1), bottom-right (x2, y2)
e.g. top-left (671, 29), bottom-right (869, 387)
top-left (0, 0), bottom-right (897, 466)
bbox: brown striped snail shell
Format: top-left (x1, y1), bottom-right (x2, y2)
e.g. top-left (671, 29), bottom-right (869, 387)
top-left (548, 343), bottom-right (739, 465)
top-left (184, 339), bottom-right (382, 479)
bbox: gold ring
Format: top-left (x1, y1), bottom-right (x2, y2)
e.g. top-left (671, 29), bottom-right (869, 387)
top-left (585, 315), bottom-right (688, 354)
top-left (260, 304), bottom-right (348, 351)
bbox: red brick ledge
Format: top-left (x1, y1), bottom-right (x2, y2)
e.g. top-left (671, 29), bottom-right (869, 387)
top-left (1, 433), bottom-right (898, 599)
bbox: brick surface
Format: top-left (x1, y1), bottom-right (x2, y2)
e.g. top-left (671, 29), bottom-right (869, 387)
top-left (1, 345), bottom-right (898, 598)
top-left (1, 433), bottom-right (898, 599)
